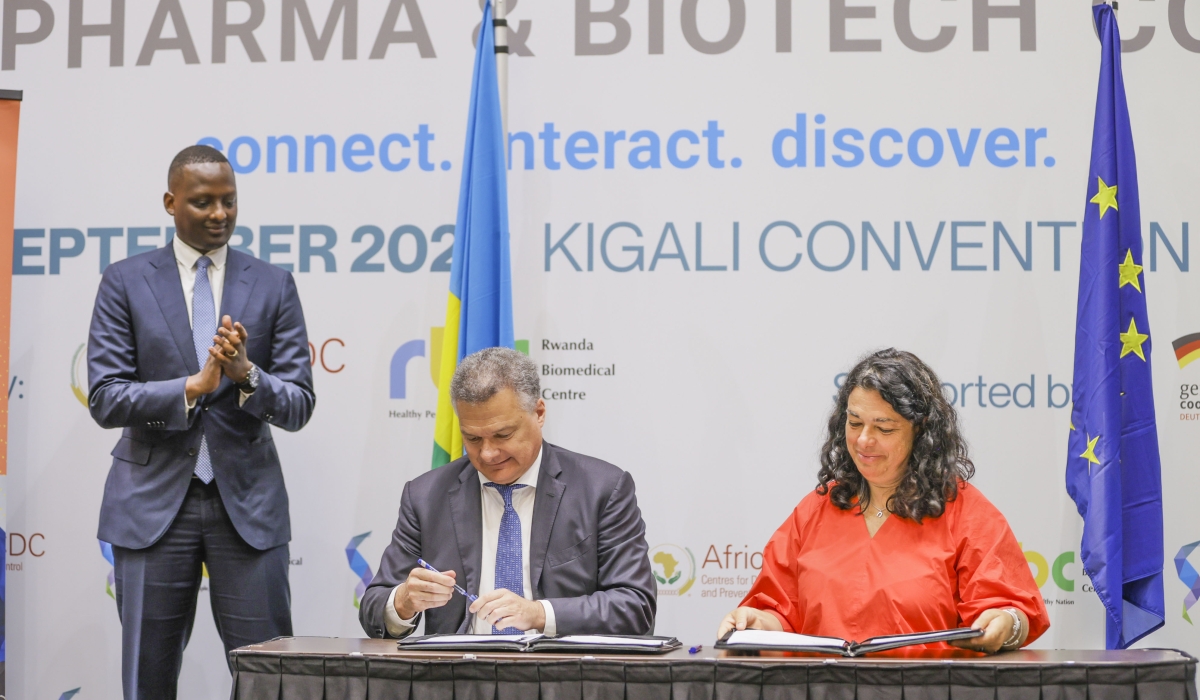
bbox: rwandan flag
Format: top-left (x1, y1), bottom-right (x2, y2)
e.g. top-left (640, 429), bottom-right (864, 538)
top-left (1066, 2), bottom-right (1165, 650)
top-left (432, 0), bottom-right (514, 468)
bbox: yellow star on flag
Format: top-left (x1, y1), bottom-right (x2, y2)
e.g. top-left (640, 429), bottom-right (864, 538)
top-left (1118, 249), bottom-right (1143, 292)
top-left (1119, 316), bottom-right (1149, 361)
top-left (1090, 177), bottom-right (1119, 219)
top-left (1080, 434), bottom-right (1101, 466)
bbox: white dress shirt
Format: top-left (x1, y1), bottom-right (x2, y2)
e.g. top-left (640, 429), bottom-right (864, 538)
top-left (173, 236), bottom-right (250, 409)
top-left (385, 447), bottom-right (557, 636)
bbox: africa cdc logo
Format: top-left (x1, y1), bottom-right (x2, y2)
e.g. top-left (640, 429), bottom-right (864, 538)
top-left (649, 544), bottom-right (696, 596)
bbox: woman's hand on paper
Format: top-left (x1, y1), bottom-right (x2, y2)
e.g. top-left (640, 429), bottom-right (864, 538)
top-left (717, 607), bottom-right (784, 638)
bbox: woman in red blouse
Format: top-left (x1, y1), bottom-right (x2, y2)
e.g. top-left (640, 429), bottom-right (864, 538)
top-left (718, 349), bottom-right (1049, 653)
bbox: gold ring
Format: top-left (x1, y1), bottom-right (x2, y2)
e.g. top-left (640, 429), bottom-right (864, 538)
top-left (226, 349), bottom-right (239, 358)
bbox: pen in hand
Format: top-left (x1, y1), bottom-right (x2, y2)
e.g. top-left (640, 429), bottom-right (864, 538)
top-left (417, 558), bottom-right (478, 602)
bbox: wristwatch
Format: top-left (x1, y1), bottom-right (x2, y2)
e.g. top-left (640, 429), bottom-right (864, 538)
top-left (238, 364), bottom-right (260, 394)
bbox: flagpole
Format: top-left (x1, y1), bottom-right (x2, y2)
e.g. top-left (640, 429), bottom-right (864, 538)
top-left (494, 0), bottom-right (509, 154)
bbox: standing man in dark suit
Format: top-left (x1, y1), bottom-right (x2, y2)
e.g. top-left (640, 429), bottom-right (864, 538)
top-left (360, 347), bottom-right (656, 638)
top-left (88, 145), bottom-right (316, 699)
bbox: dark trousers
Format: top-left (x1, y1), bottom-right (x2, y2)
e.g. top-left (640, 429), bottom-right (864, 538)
top-left (113, 479), bottom-right (292, 700)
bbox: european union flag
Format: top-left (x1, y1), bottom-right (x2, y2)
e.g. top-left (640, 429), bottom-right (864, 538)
top-left (1066, 2), bottom-right (1165, 650)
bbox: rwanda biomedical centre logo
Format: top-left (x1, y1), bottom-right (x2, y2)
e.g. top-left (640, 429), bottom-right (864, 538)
top-left (390, 329), bottom-right (530, 399)
top-left (649, 544), bottom-right (696, 596)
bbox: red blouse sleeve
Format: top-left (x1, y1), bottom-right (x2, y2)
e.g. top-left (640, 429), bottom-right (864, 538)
top-left (953, 485), bottom-right (1051, 644)
top-left (738, 495), bottom-right (816, 633)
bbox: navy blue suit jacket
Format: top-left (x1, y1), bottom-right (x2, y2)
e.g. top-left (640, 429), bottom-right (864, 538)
top-left (88, 244), bottom-right (315, 551)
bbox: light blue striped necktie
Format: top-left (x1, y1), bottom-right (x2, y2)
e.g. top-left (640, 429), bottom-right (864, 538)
top-left (485, 482), bottom-right (528, 634)
top-left (191, 255), bottom-right (216, 484)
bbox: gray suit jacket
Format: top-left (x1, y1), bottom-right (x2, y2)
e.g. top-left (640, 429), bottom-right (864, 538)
top-left (360, 442), bottom-right (656, 637)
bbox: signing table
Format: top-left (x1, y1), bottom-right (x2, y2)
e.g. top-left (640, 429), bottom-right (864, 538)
top-left (229, 637), bottom-right (1197, 699)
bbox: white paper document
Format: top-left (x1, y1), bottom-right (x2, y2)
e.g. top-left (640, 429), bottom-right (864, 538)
top-left (406, 633), bottom-right (543, 645)
top-left (551, 635), bottom-right (666, 647)
top-left (724, 630), bottom-right (846, 648)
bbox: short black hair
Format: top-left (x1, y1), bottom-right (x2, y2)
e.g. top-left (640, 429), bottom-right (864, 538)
top-left (816, 348), bottom-right (975, 522)
top-left (168, 145), bottom-right (229, 188)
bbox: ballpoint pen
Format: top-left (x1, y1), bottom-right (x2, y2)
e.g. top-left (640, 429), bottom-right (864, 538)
top-left (417, 558), bottom-right (478, 602)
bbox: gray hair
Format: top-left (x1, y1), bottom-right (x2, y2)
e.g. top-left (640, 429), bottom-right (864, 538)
top-left (450, 347), bottom-right (540, 413)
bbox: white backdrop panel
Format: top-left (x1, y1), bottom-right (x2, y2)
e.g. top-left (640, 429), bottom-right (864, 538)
top-left (3, 1), bottom-right (1200, 697)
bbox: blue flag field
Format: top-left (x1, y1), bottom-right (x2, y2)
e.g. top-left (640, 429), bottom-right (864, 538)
top-left (1065, 2), bottom-right (1166, 650)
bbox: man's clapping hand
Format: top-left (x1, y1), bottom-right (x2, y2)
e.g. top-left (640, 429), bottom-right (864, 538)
top-left (212, 315), bottom-right (252, 384)
top-left (184, 351), bottom-right (225, 402)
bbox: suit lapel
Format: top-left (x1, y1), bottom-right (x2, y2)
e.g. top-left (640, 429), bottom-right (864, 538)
top-left (219, 250), bottom-right (257, 323)
top-left (145, 246), bottom-right (199, 374)
top-left (447, 463), bottom-right (483, 601)
top-left (529, 443), bottom-right (565, 592)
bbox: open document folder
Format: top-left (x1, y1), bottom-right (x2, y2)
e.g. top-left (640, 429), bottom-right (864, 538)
top-left (716, 628), bottom-right (983, 657)
top-left (398, 633), bottom-right (683, 654)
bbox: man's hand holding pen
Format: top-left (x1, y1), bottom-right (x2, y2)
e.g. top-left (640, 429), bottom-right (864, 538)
top-left (393, 561), bottom-right (545, 632)
top-left (394, 567), bottom-right (459, 620)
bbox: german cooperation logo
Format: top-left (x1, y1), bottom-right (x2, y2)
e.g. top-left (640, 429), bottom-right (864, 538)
top-left (1175, 333), bottom-right (1200, 370)
top-left (648, 544), bottom-right (696, 596)
top-left (1175, 332), bottom-right (1200, 421)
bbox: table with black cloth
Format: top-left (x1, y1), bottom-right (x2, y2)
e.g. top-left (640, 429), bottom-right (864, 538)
top-left (229, 637), bottom-right (1198, 700)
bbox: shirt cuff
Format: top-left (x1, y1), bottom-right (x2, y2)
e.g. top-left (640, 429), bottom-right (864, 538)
top-left (384, 585), bottom-right (419, 637)
top-left (539, 599), bottom-right (556, 637)
top-left (238, 389), bottom-right (252, 407)
top-left (186, 393), bottom-right (197, 411)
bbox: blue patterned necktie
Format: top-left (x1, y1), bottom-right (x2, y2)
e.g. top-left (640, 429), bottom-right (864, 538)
top-left (191, 255), bottom-right (216, 484)
top-left (485, 482), bottom-right (528, 634)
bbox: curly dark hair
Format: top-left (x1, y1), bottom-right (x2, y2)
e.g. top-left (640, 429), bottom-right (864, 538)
top-left (816, 348), bottom-right (974, 522)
